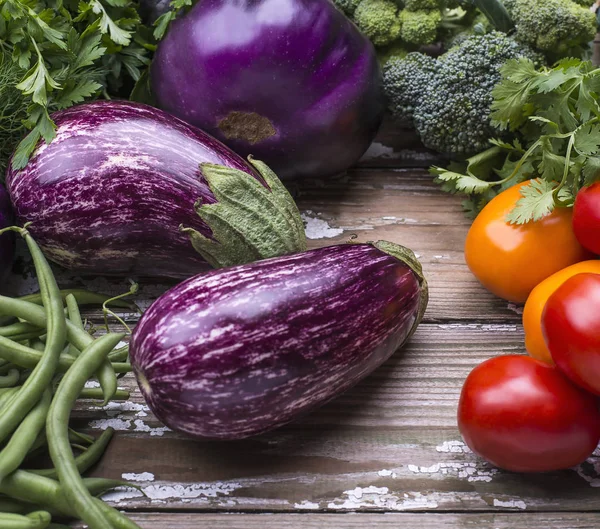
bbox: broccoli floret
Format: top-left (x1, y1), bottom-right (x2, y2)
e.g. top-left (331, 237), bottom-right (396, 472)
top-left (399, 9), bottom-right (442, 45)
top-left (377, 41), bottom-right (411, 66)
top-left (383, 52), bottom-right (438, 121)
top-left (353, 0), bottom-right (402, 47)
top-left (503, 0), bottom-right (597, 54)
top-left (384, 32), bottom-right (542, 157)
top-left (332, 0), bottom-right (363, 16)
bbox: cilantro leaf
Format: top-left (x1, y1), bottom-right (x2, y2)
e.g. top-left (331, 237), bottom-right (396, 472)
top-left (583, 156), bottom-right (600, 186)
top-left (506, 179), bottom-right (556, 225)
top-left (574, 123), bottom-right (600, 156)
top-left (431, 167), bottom-right (493, 194)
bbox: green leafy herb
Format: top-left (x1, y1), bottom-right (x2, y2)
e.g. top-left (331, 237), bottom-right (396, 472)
top-left (433, 58), bottom-right (600, 223)
top-left (0, 0), bottom-right (153, 173)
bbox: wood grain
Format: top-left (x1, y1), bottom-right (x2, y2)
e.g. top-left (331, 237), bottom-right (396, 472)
top-left (73, 512), bottom-right (600, 529)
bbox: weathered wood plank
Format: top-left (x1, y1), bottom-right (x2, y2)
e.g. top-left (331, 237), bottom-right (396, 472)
top-left (72, 512), bottom-right (600, 529)
top-left (53, 323), bottom-right (600, 515)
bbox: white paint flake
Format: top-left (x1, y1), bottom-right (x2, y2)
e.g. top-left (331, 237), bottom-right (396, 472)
top-left (122, 472), bottom-right (155, 482)
top-left (493, 499), bottom-right (527, 510)
top-left (102, 481), bottom-right (241, 504)
top-left (294, 501), bottom-right (320, 509)
top-left (325, 486), bottom-right (469, 511)
top-left (132, 419), bottom-right (171, 436)
top-left (84, 380), bottom-right (100, 388)
top-left (89, 418), bottom-right (132, 431)
top-left (408, 462), bottom-right (498, 483)
top-left (101, 487), bottom-right (144, 502)
top-left (436, 440), bottom-right (472, 454)
top-left (301, 211), bottom-right (344, 239)
top-left (378, 469), bottom-right (397, 478)
top-left (143, 481), bottom-right (241, 500)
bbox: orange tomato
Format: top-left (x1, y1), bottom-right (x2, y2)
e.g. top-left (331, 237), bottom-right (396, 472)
top-left (464, 181), bottom-right (592, 303)
top-left (524, 260), bottom-right (600, 364)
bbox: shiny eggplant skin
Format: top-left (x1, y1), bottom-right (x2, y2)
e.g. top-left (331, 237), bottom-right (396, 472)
top-left (130, 242), bottom-right (427, 439)
top-left (151, 0), bottom-right (385, 180)
top-left (5, 100), bottom-right (258, 279)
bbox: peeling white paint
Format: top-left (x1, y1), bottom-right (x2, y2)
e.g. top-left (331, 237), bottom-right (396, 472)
top-left (133, 419), bottom-right (171, 437)
top-left (327, 488), bottom-right (444, 511)
top-left (493, 499), bottom-right (527, 510)
top-left (433, 255), bottom-right (450, 260)
top-left (102, 481), bottom-right (241, 504)
top-left (301, 211), bottom-right (344, 239)
top-left (123, 472), bottom-right (155, 482)
top-left (294, 500), bottom-right (320, 509)
top-left (84, 380), bottom-right (100, 389)
top-left (408, 461), bottom-right (498, 483)
top-left (101, 487), bottom-right (143, 503)
top-left (89, 418), bottom-right (132, 431)
top-left (143, 481), bottom-right (240, 500)
top-left (378, 469), bottom-right (397, 478)
top-left (436, 440), bottom-right (472, 454)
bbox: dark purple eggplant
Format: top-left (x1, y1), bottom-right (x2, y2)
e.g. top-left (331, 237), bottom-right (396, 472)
top-left (151, 0), bottom-right (385, 180)
top-left (5, 100), bottom-right (306, 279)
top-left (0, 186), bottom-right (14, 283)
top-left (129, 241), bottom-right (427, 440)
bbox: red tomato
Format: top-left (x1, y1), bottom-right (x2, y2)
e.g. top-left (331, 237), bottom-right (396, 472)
top-left (543, 273), bottom-right (600, 395)
top-left (573, 183), bottom-right (600, 254)
top-left (458, 355), bottom-right (600, 473)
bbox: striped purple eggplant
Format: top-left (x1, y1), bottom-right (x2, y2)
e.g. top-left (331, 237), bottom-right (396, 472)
top-left (5, 100), bottom-right (306, 278)
top-left (130, 241), bottom-right (428, 440)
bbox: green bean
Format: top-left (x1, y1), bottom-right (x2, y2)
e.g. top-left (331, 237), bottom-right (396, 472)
top-left (65, 294), bottom-right (83, 358)
top-left (0, 336), bottom-right (127, 375)
top-left (68, 429), bottom-right (95, 446)
top-left (0, 388), bottom-right (19, 409)
top-left (0, 470), bottom-right (142, 529)
top-left (113, 363), bottom-right (131, 373)
top-left (84, 477), bottom-right (140, 497)
top-left (0, 388), bottom-right (52, 481)
top-left (0, 229), bottom-right (66, 444)
top-left (20, 290), bottom-right (137, 311)
top-left (69, 444), bottom-right (88, 453)
top-left (109, 345), bottom-right (129, 363)
top-left (0, 511), bottom-right (51, 529)
top-left (0, 368), bottom-right (20, 388)
top-left (0, 497), bottom-right (29, 513)
top-left (0, 298), bottom-right (118, 402)
top-left (47, 332), bottom-right (125, 529)
top-left (31, 429), bottom-right (114, 479)
top-left (0, 322), bottom-right (41, 338)
top-left (79, 388), bottom-right (130, 400)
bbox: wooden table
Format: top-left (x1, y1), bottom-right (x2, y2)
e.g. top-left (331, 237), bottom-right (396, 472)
top-left (9, 120), bottom-right (600, 528)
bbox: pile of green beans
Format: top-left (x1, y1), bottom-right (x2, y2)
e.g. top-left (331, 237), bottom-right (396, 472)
top-left (0, 226), bottom-right (142, 529)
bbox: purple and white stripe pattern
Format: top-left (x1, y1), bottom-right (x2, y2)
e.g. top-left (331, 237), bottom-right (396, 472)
top-left (130, 243), bottom-right (425, 440)
top-left (5, 100), bottom-right (259, 278)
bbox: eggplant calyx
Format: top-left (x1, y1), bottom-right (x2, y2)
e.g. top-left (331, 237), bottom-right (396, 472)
top-left (372, 240), bottom-right (429, 337)
top-left (181, 157), bottom-right (307, 269)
